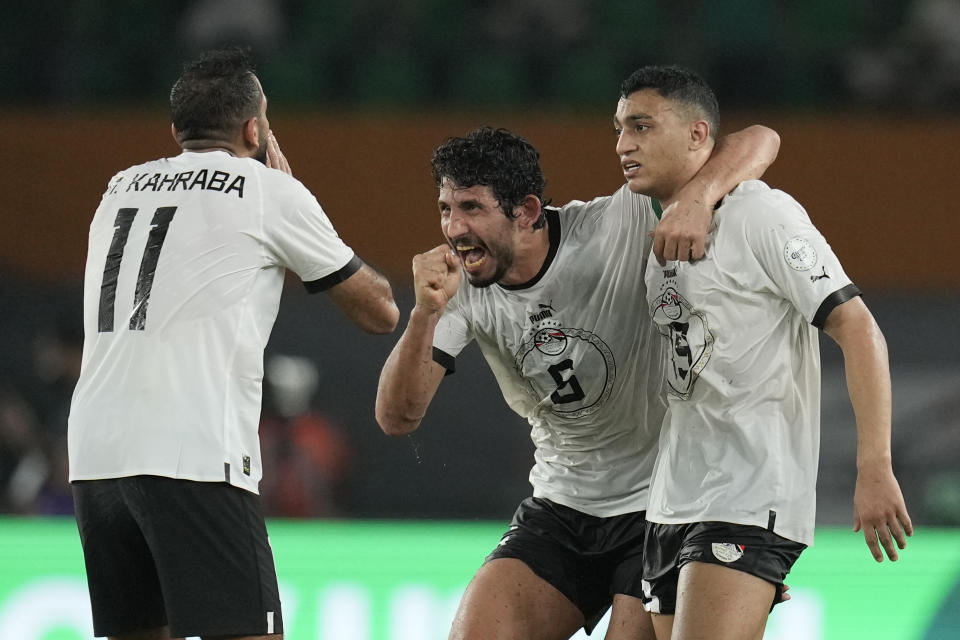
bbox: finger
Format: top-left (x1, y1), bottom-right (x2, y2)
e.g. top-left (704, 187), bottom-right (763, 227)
top-left (852, 513), bottom-right (861, 533)
top-left (891, 518), bottom-right (910, 550)
top-left (877, 525), bottom-right (899, 561)
top-left (864, 528), bottom-right (884, 562)
top-left (444, 250), bottom-right (460, 271)
top-left (265, 135), bottom-right (278, 169)
top-left (653, 232), bottom-right (667, 266)
top-left (675, 238), bottom-right (693, 263)
top-left (663, 241), bottom-right (679, 263)
top-left (690, 236), bottom-right (706, 261)
top-left (900, 510), bottom-right (914, 538)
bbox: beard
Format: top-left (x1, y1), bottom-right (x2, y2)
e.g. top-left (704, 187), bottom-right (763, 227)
top-left (254, 137), bottom-right (268, 164)
top-left (462, 239), bottom-right (514, 288)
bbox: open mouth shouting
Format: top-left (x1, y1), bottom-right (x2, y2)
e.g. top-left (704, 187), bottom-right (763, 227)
top-left (454, 240), bottom-right (488, 271)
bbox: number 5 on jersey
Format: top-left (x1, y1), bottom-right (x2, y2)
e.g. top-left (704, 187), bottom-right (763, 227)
top-left (98, 206), bottom-right (177, 333)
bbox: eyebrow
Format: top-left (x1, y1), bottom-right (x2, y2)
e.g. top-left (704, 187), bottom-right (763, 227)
top-left (614, 112), bottom-right (652, 127)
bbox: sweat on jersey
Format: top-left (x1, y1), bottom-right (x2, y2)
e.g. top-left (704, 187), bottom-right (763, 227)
top-left (432, 185), bottom-right (667, 518)
top-left (68, 150), bottom-right (357, 494)
top-left (644, 180), bottom-right (861, 545)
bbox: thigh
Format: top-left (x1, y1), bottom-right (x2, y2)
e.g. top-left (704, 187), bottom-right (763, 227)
top-left (449, 558), bottom-right (584, 640)
top-left (604, 594), bottom-right (655, 640)
top-left (488, 497), bottom-right (624, 632)
top-left (673, 561), bottom-right (772, 640)
top-left (73, 479), bottom-right (167, 637)
top-left (126, 477), bottom-right (283, 639)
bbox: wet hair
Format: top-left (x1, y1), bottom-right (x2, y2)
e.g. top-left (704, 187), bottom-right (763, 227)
top-left (619, 65), bottom-right (720, 139)
top-left (170, 46), bottom-right (262, 143)
top-left (430, 126), bottom-right (547, 229)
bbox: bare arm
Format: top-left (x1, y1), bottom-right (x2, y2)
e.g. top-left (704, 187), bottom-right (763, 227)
top-left (376, 245), bottom-right (461, 435)
top-left (654, 125), bottom-right (781, 264)
top-left (327, 261), bottom-right (399, 334)
top-left (823, 297), bottom-right (913, 562)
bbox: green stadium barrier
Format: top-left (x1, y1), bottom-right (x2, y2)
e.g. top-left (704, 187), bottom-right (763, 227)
top-left (0, 517), bottom-right (957, 639)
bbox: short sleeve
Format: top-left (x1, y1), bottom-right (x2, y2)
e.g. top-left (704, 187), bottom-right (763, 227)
top-left (261, 173), bottom-right (356, 282)
top-left (432, 285), bottom-right (474, 373)
top-left (740, 187), bottom-right (860, 327)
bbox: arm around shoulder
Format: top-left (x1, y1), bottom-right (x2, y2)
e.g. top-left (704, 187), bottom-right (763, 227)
top-left (654, 124), bottom-right (780, 263)
top-left (326, 260), bottom-right (400, 334)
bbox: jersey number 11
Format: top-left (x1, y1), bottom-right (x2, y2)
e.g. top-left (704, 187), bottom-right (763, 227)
top-left (98, 206), bottom-right (177, 333)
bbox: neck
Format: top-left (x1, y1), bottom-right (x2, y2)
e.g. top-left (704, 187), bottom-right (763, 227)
top-left (180, 139), bottom-right (241, 156)
top-left (499, 218), bottom-right (552, 287)
top-left (659, 156), bottom-right (711, 209)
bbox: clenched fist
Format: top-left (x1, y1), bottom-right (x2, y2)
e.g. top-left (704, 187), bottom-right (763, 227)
top-left (412, 244), bottom-right (461, 314)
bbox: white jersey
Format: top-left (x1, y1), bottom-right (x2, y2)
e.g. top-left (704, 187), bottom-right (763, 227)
top-left (644, 180), bottom-right (860, 545)
top-left (433, 185), bottom-right (667, 517)
top-left (68, 150), bottom-right (357, 494)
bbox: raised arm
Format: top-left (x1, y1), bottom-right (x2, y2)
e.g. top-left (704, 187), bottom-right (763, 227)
top-left (327, 261), bottom-right (399, 334)
top-left (654, 124), bottom-right (780, 264)
top-left (822, 297), bottom-right (913, 562)
top-left (264, 133), bottom-right (399, 334)
top-left (376, 244), bottom-right (461, 436)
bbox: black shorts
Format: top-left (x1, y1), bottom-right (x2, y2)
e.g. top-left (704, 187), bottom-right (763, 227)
top-left (485, 496), bottom-right (647, 634)
top-left (72, 475), bottom-right (282, 638)
top-left (641, 520), bottom-right (805, 615)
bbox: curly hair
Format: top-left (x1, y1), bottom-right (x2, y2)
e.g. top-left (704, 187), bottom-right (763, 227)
top-left (430, 127), bottom-right (547, 229)
top-left (170, 46), bottom-right (262, 143)
top-left (620, 65), bottom-right (720, 139)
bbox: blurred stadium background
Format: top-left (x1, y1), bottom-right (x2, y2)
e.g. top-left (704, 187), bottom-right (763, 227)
top-left (1, 1), bottom-right (958, 638)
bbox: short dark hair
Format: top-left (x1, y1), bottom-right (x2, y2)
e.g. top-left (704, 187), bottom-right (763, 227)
top-left (619, 65), bottom-right (720, 139)
top-left (170, 47), bottom-right (262, 143)
top-left (431, 127), bottom-right (547, 229)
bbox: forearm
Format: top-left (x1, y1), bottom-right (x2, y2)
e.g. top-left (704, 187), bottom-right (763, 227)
top-left (840, 323), bottom-right (893, 469)
top-left (824, 302), bottom-right (893, 469)
top-left (375, 305), bottom-right (445, 435)
top-left (328, 263), bottom-right (400, 334)
top-left (677, 125), bottom-right (780, 206)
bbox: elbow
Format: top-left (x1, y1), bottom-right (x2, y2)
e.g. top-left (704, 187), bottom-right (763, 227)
top-left (365, 301), bottom-right (400, 334)
top-left (757, 125), bottom-right (781, 163)
top-left (357, 300), bottom-right (400, 334)
top-left (375, 408), bottom-right (420, 437)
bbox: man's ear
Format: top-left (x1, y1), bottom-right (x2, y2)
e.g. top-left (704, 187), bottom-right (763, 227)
top-left (689, 120), bottom-right (711, 150)
top-left (243, 116), bottom-right (260, 150)
top-left (170, 123), bottom-right (180, 145)
top-left (514, 195), bottom-right (543, 229)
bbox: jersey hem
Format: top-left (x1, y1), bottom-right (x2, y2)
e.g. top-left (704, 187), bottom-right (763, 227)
top-left (69, 471), bottom-right (260, 494)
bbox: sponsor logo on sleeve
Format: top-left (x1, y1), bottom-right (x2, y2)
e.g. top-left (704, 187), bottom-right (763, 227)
top-left (784, 237), bottom-right (818, 271)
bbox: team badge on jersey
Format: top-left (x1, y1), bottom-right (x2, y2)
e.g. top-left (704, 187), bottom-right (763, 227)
top-left (534, 327), bottom-right (568, 356)
top-left (783, 237), bottom-right (818, 271)
top-left (650, 287), bottom-right (713, 400)
top-left (514, 308), bottom-right (616, 419)
top-left (711, 543), bottom-right (746, 563)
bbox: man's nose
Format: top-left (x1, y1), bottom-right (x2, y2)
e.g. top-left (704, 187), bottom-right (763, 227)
top-left (445, 210), bottom-right (468, 237)
top-left (615, 131), bottom-right (635, 156)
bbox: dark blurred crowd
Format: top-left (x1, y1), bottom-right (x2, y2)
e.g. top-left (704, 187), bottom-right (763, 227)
top-left (3, 0), bottom-right (959, 112)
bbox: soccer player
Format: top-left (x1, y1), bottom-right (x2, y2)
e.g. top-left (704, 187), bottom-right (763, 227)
top-left (375, 122), bottom-right (779, 640)
top-left (67, 47), bottom-right (399, 640)
top-left (627, 65), bottom-right (913, 640)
